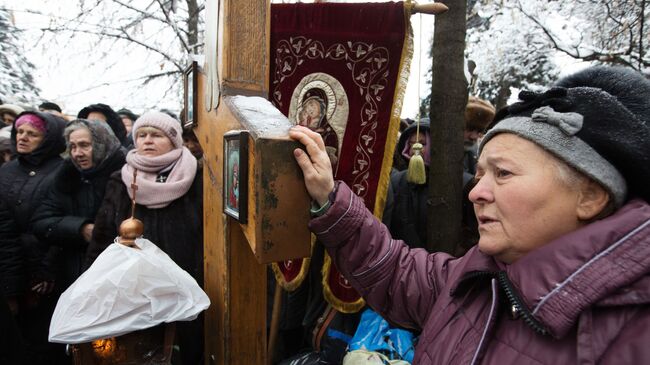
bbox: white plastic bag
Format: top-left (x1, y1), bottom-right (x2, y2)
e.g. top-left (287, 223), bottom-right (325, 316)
top-left (49, 238), bottom-right (210, 344)
top-left (343, 350), bottom-right (410, 365)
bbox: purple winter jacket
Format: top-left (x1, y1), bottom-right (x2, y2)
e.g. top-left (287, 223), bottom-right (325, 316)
top-left (310, 182), bottom-right (650, 364)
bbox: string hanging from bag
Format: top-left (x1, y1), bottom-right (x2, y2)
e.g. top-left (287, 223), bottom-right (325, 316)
top-left (407, 13), bottom-right (427, 185)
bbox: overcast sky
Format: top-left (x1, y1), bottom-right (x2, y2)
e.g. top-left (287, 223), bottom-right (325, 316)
top-left (7, 0), bottom-right (435, 119)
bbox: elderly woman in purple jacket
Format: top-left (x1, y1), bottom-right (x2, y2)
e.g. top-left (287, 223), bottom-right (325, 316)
top-left (289, 66), bottom-right (650, 365)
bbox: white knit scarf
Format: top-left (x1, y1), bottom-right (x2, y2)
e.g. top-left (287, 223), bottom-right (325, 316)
top-left (121, 147), bottom-right (198, 208)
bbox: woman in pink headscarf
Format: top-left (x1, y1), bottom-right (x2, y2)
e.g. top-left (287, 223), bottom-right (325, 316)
top-left (0, 111), bottom-right (68, 364)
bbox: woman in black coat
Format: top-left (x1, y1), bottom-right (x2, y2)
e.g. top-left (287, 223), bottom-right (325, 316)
top-left (0, 198), bottom-right (26, 365)
top-left (32, 119), bottom-right (126, 292)
top-left (85, 111), bottom-right (203, 365)
top-left (0, 111), bottom-right (67, 364)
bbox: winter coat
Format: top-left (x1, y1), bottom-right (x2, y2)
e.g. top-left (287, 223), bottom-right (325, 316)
top-left (383, 170), bottom-right (428, 249)
top-left (31, 148), bottom-right (126, 291)
top-left (311, 182), bottom-right (650, 365)
top-left (77, 103), bottom-right (131, 148)
top-left (0, 111), bottom-right (66, 290)
top-left (463, 144), bottom-right (479, 175)
top-left (0, 199), bottom-right (22, 296)
top-left (84, 168), bottom-right (204, 284)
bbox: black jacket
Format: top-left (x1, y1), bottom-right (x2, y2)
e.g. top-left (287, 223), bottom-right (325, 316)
top-left (85, 168), bottom-right (204, 284)
top-left (31, 148), bottom-right (126, 290)
top-left (0, 112), bottom-right (66, 289)
top-left (0, 199), bottom-right (22, 296)
top-left (382, 170), bottom-right (429, 249)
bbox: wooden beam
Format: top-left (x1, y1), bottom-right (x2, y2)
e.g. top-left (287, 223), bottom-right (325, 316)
top-left (195, 1), bottom-right (285, 364)
top-left (220, 0), bottom-right (270, 95)
top-left (196, 72), bottom-right (268, 365)
top-left (226, 96), bottom-right (311, 264)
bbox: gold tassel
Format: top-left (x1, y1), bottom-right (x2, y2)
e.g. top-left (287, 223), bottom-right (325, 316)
top-left (407, 142), bottom-right (426, 184)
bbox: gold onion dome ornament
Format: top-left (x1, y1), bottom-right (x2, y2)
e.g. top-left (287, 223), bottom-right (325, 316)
top-left (119, 169), bottom-right (144, 248)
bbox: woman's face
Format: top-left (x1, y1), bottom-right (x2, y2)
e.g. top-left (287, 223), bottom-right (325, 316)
top-left (469, 133), bottom-right (584, 264)
top-left (135, 127), bottom-right (174, 157)
top-left (15, 123), bottom-right (45, 154)
top-left (407, 132), bottom-right (426, 156)
top-left (2, 112), bottom-right (15, 126)
top-left (69, 128), bottom-right (94, 170)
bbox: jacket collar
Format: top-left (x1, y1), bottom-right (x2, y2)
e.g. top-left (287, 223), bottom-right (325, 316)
top-left (450, 199), bottom-right (650, 338)
top-left (507, 199), bottom-right (650, 338)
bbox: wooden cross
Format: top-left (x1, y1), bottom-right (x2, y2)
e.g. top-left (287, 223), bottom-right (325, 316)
top-left (192, 2), bottom-right (448, 364)
top-left (193, 1), bottom-right (311, 364)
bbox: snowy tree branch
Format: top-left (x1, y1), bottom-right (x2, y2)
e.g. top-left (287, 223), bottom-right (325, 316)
top-left (38, 26), bottom-right (184, 71)
top-left (154, 0), bottom-right (191, 53)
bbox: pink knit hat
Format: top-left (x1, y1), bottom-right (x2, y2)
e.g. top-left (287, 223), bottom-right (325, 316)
top-left (132, 111), bottom-right (183, 148)
top-left (15, 113), bottom-right (47, 133)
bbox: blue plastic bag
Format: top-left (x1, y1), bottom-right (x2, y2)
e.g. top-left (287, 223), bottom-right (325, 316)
top-left (348, 309), bottom-right (416, 363)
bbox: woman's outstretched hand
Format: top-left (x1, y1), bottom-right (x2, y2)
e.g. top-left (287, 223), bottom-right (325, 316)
top-left (289, 125), bottom-right (335, 207)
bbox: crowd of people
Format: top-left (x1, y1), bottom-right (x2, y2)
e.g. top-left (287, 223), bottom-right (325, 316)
top-left (0, 101), bottom-right (204, 364)
top-left (1, 64), bottom-right (649, 365)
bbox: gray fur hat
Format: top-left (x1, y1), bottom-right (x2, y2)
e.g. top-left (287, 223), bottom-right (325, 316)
top-left (480, 66), bottom-right (650, 206)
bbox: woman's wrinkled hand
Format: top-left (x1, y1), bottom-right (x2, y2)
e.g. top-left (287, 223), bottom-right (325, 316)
top-left (289, 125), bottom-right (335, 207)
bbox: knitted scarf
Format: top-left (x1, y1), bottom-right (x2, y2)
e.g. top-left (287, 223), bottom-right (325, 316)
top-left (121, 147), bottom-right (197, 208)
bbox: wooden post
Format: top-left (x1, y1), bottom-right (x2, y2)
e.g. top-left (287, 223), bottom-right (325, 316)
top-left (193, 1), bottom-right (310, 364)
top-left (195, 1), bottom-right (268, 364)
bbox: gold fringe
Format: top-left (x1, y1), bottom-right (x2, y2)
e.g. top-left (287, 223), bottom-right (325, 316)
top-left (372, 0), bottom-right (415, 220)
top-left (271, 259), bottom-right (310, 292)
top-left (322, 252), bottom-right (366, 313)
top-left (271, 236), bottom-right (315, 292)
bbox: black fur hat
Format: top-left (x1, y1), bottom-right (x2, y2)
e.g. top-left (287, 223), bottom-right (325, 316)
top-left (78, 103), bottom-right (127, 145)
top-left (482, 66), bottom-right (650, 205)
top-left (39, 101), bottom-right (62, 113)
top-left (554, 66), bottom-right (650, 125)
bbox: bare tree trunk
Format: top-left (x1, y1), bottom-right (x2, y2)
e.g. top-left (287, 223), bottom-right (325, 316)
top-left (186, 0), bottom-right (200, 53)
top-left (639, 0), bottom-right (646, 70)
top-left (427, 0), bottom-right (467, 254)
top-left (494, 77), bottom-right (511, 110)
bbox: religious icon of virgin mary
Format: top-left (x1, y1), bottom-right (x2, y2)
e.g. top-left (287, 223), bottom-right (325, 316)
top-left (289, 73), bottom-right (349, 173)
top-left (297, 89), bottom-right (340, 168)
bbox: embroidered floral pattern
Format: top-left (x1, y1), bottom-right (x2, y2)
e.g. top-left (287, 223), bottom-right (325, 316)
top-left (272, 36), bottom-right (391, 199)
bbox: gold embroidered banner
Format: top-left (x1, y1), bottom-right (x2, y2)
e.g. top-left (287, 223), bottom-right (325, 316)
top-left (270, 1), bottom-right (413, 313)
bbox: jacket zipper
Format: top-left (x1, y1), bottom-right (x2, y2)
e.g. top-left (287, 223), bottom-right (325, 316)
top-left (497, 271), bottom-right (549, 336)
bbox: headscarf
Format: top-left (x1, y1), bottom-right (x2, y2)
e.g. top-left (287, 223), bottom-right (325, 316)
top-left (11, 111), bottom-right (66, 166)
top-left (64, 119), bottom-right (123, 173)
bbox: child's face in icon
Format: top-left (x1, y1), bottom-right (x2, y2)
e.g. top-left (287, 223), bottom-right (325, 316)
top-left (299, 99), bottom-right (322, 129)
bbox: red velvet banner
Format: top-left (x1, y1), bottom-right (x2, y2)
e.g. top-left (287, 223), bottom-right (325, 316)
top-left (270, 2), bottom-right (412, 313)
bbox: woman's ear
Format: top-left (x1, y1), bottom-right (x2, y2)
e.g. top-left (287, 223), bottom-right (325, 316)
top-left (576, 180), bottom-right (610, 221)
